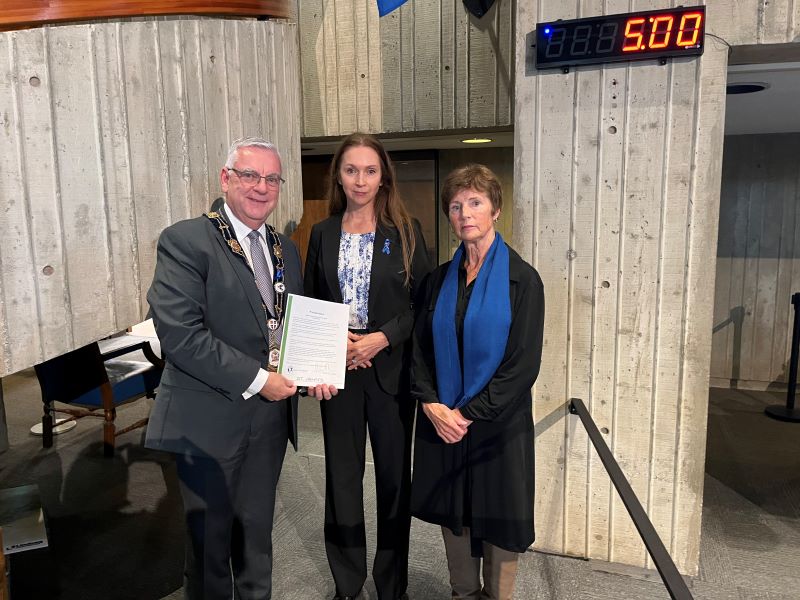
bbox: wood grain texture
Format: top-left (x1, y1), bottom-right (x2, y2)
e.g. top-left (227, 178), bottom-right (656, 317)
top-left (298, 0), bottom-right (513, 137)
top-left (525, 0), bottom-right (576, 557)
top-left (646, 55), bottom-right (698, 570)
top-left (298, 0), bottom-right (389, 137)
top-left (366, 0), bottom-right (382, 133)
top-left (297, 0), bottom-right (324, 136)
top-left (515, 0), bottom-right (729, 575)
top-left (12, 28), bottom-right (73, 360)
top-left (413, 0), bottom-right (441, 131)
top-left (494, 0), bottom-right (512, 125)
top-left (711, 134), bottom-right (800, 389)
top-left (398, 1), bottom-right (415, 131)
top-left (0, 31), bottom-right (45, 373)
top-left (380, 8), bottom-right (401, 133)
top-left (353, 0), bottom-right (371, 132)
top-left (453, 1), bottom-right (470, 130)
top-left (440, 0), bottom-right (456, 130)
top-left (466, 3), bottom-right (497, 128)
top-left (0, 17), bottom-right (302, 377)
top-left (1, 1), bottom-right (290, 30)
top-left (50, 25), bottom-right (118, 345)
top-left (321, 0), bottom-right (341, 134)
top-left (181, 19), bottom-right (212, 218)
top-left (120, 20), bottom-right (172, 319)
top-left (671, 42), bottom-right (728, 572)
top-left (563, 50), bottom-right (601, 560)
top-left (710, 0), bottom-right (800, 45)
top-left (292, 0), bottom-right (800, 137)
top-left (586, 59), bottom-right (627, 563)
top-left (334, 0), bottom-right (357, 133)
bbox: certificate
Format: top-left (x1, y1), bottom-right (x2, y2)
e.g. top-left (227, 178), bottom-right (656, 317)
top-left (278, 293), bottom-right (349, 389)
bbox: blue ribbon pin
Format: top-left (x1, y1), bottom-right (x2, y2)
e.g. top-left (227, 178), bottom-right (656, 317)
top-left (382, 238), bottom-right (391, 255)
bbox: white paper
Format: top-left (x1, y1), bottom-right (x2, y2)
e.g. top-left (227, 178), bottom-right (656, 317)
top-left (278, 293), bottom-right (349, 389)
top-left (0, 484), bottom-right (49, 555)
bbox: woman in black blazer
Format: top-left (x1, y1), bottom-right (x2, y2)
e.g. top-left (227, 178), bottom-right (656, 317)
top-left (304, 132), bottom-right (431, 600)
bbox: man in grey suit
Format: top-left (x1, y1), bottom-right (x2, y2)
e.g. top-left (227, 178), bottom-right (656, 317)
top-left (145, 137), bottom-right (335, 599)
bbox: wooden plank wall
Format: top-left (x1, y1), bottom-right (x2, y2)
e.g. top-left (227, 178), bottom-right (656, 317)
top-left (0, 17), bottom-right (302, 377)
top-left (711, 0), bottom-right (800, 45)
top-left (297, 0), bottom-right (514, 137)
top-left (514, 0), bottom-right (731, 574)
top-left (711, 133), bottom-right (800, 389)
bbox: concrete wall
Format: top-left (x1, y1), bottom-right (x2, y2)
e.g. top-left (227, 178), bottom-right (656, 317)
top-left (711, 133), bottom-right (800, 389)
top-left (298, 0), bottom-right (514, 137)
top-left (514, 0), bottom-right (800, 575)
top-left (0, 17), bottom-right (302, 377)
top-left (709, 0), bottom-right (800, 45)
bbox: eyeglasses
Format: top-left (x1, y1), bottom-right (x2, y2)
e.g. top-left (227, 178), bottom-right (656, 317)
top-left (227, 168), bottom-right (285, 188)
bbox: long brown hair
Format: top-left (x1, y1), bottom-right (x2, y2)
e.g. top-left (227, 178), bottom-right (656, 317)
top-left (326, 132), bottom-right (417, 288)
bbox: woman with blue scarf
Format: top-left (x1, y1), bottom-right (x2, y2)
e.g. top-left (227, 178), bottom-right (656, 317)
top-left (410, 164), bottom-right (544, 600)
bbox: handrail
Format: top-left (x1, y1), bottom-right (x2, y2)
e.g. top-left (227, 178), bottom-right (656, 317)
top-left (0, 1), bottom-right (291, 31)
top-left (569, 397), bottom-right (694, 600)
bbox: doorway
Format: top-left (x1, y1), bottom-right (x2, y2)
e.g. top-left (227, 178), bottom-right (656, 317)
top-left (703, 53), bottom-right (800, 594)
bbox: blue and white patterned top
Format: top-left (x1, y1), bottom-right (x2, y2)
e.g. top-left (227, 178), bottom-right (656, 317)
top-left (338, 231), bottom-right (375, 329)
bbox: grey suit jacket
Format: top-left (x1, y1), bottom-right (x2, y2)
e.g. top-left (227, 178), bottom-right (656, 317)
top-left (144, 205), bottom-right (302, 459)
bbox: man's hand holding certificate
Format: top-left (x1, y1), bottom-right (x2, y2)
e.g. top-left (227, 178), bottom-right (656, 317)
top-left (278, 294), bottom-right (350, 392)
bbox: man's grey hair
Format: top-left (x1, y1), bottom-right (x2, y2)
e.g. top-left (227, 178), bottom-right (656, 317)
top-left (224, 137), bottom-right (281, 169)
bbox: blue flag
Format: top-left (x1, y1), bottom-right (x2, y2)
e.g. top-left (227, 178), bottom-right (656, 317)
top-left (377, 0), bottom-right (409, 17)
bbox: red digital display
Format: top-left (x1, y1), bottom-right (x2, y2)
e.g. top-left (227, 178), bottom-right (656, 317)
top-left (536, 6), bottom-right (705, 70)
top-left (621, 12), bottom-right (703, 52)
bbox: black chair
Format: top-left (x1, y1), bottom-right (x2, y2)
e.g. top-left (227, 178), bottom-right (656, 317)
top-left (34, 336), bottom-right (164, 457)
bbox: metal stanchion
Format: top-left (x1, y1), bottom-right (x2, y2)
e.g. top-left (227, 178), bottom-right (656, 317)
top-left (0, 527), bottom-right (7, 600)
top-left (0, 380), bottom-right (8, 453)
top-left (766, 292), bottom-right (800, 422)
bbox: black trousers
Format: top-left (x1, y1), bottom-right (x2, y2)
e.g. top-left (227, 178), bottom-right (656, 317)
top-left (320, 365), bottom-right (414, 600)
top-left (175, 398), bottom-right (288, 600)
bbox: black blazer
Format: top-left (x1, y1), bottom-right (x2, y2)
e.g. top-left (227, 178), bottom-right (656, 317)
top-left (145, 204), bottom-right (303, 459)
top-left (304, 213), bottom-right (432, 395)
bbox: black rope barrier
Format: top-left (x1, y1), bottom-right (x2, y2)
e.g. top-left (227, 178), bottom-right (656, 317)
top-left (765, 292), bottom-right (800, 422)
top-left (568, 397), bottom-right (694, 600)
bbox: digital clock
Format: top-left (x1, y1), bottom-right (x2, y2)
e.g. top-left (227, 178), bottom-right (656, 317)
top-left (535, 6), bottom-right (705, 70)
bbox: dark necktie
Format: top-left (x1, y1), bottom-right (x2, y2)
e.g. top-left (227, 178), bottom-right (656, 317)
top-left (248, 230), bottom-right (275, 316)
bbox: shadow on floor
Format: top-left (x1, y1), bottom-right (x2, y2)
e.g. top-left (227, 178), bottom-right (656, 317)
top-left (705, 387), bottom-right (800, 520)
top-left (5, 440), bottom-right (183, 600)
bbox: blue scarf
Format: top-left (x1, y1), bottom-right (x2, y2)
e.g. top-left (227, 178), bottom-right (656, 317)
top-left (432, 233), bottom-right (512, 409)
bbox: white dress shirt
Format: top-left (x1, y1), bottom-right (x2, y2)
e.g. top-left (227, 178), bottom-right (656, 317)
top-left (223, 203), bottom-right (272, 398)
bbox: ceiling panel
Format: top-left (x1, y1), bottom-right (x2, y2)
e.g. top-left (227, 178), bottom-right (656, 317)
top-left (725, 62), bottom-right (800, 136)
